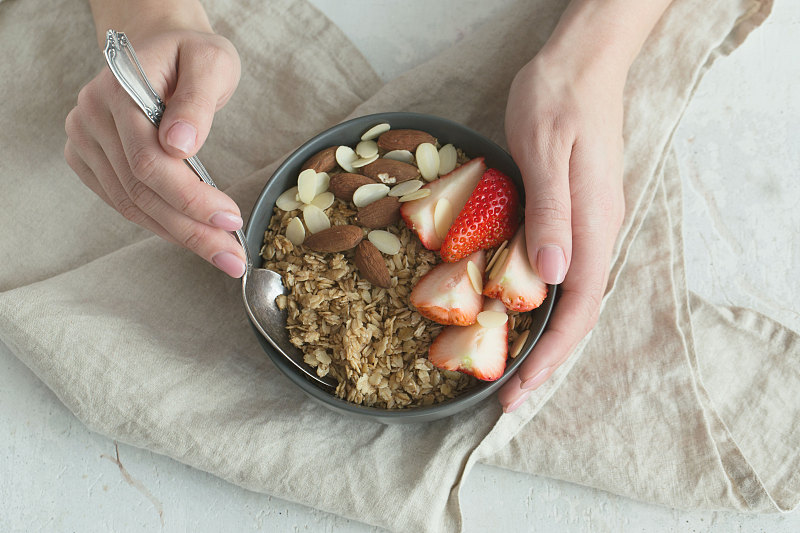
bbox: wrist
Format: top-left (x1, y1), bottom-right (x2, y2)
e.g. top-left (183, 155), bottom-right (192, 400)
top-left (536, 0), bottom-right (672, 88)
top-left (89, 0), bottom-right (213, 48)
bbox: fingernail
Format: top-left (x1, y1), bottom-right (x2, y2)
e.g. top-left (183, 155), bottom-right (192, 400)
top-left (537, 245), bottom-right (566, 284)
top-left (210, 211), bottom-right (243, 231)
top-left (504, 391), bottom-right (530, 413)
top-left (212, 251), bottom-right (246, 278)
top-left (166, 121), bottom-right (197, 155)
top-left (521, 366), bottom-right (550, 390)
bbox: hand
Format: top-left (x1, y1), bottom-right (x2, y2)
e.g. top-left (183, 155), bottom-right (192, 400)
top-left (498, 49), bottom-right (626, 412)
top-left (64, 27), bottom-right (245, 277)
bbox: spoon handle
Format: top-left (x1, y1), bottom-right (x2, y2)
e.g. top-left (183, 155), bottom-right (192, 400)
top-left (102, 30), bottom-right (251, 269)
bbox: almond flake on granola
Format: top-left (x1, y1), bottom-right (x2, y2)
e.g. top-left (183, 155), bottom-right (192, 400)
top-left (335, 145), bottom-right (358, 172)
top-left (285, 216), bottom-right (305, 245)
top-left (352, 183), bottom-right (390, 207)
top-left (302, 204), bottom-right (331, 234)
top-left (361, 122), bottom-right (391, 141)
top-left (368, 230), bottom-right (401, 255)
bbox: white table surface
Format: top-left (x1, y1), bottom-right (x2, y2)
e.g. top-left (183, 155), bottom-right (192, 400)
top-left (2, 1), bottom-right (799, 531)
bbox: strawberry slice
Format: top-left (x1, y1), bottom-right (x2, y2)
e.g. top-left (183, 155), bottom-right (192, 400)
top-left (410, 250), bottom-right (486, 326)
top-left (400, 157), bottom-right (487, 250)
top-left (428, 298), bottom-right (509, 381)
top-left (440, 168), bottom-right (520, 263)
top-left (483, 227), bottom-right (548, 311)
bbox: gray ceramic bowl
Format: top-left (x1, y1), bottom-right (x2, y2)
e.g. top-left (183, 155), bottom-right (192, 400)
top-left (245, 112), bottom-right (556, 423)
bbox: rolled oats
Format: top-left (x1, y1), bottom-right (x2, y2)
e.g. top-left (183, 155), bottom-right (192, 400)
top-left (262, 130), bottom-right (535, 409)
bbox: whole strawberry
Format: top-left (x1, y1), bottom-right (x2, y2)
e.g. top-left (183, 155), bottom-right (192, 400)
top-left (439, 168), bottom-right (520, 262)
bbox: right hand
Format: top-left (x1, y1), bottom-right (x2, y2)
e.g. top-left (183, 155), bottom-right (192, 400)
top-left (65, 28), bottom-right (246, 277)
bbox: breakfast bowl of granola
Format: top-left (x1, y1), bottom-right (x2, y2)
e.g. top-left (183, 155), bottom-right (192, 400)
top-left (246, 112), bottom-right (555, 423)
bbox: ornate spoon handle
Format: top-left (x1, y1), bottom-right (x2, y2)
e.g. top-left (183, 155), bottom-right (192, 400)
top-left (102, 30), bottom-right (251, 269)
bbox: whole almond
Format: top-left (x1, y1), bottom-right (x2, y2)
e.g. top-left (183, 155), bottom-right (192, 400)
top-left (356, 196), bottom-right (401, 228)
top-left (376, 129), bottom-right (436, 152)
top-left (303, 225), bottom-right (363, 252)
top-left (328, 173), bottom-right (377, 202)
top-left (361, 159), bottom-right (420, 184)
top-left (354, 241), bottom-right (392, 288)
top-left (301, 146), bottom-right (338, 173)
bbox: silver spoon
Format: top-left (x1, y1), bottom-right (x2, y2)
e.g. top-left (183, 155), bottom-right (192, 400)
top-left (103, 30), bottom-right (337, 390)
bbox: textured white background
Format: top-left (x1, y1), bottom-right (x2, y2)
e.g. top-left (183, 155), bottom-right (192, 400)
top-left (2, 1), bottom-right (798, 531)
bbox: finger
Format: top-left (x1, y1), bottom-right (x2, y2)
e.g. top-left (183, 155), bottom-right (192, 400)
top-left (66, 135), bottom-right (178, 247)
top-left (497, 374), bottom-right (531, 414)
top-left (511, 128), bottom-right (573, 285)
top-left (108, 100), bottom-right (243, 231)
top-left (500, 198), bottom-right (618, 412)
top-left (158, 37), bottom-right (240, 158)
top-left (91, 114), bottom-right (246, 277)
top-left (498, 256), bottom-right (610, 412)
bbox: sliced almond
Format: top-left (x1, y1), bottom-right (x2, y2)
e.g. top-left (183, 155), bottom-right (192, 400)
top-left (302, 204), bottom-right (331, 234)
top-left (352, 183), bottom-right (390, 208)
top-left (356, 196), bottom-right (401, 228)
top-left (467, 260), bottom-right (483, 295)
top-left (398, 188), bottom-right (432, 202)
top-left (276, 186), bottom-right (303, 211)
top-left (335, 145), bottom-right (358, 172)
top-left (416, 142), bottom-right (440, 181)
top-left (368, 230), bottom-right (402, 255)
top-left (314, 172), bottom-right (330, 196)
top-left (510, 330), bottom-right (530, 359)
top-left (361, 159), bottom-right (420, 184)
top-left (356, 140), bottom-right (379, 159)
top-left (297, 168), bottom-right (318, 204)
top-left (383, 150), bottom-right (414, 163)
top-left (389, 179), bottom-right (423, 197)
top-left (285, 216), bottom-right (305, 245)
top-left (301, 146), bottom-right (338, 173)
top-left (354, 240), bottom-right (392, 288)
top-left (311, 191), bottom-right (335, 211)
top-left (377, 129), bottom-right (436, 152)
top-left (351, 153), bottom-right (379, 168)
top-left (328, 173), bottom-right (376, 202)
top-left (477, 310), bottom-right (508, 329)
top-left (361, 123), bottom-right (391, 141)
top-left (485, 240), bottom-right (509, 273)
top-left (433, 197), bottom-right (453, 240)
top-left (488, 248), bottom-right (509, 280)
top-left (438, 144), bottom-right (458, 176)
top-left (303, 224), bottom-right (363, 252)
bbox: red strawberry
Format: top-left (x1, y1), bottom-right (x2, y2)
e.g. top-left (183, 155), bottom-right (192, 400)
top-left (410, 250), bottom-right (486, 326)
top-left (400, 158), bottom-right (486, 250)
top-left (483, 227), bottom-right (548, 311)
top-left (440, 168), bottom-right (520, 263)
top-left (428, 298), bottom-right (509, 381)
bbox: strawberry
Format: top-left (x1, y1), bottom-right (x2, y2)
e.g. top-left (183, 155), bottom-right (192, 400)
top-left (483, 227), bottom-right (548, 311)
top-left (427, 298), bottom-right (509, 381)
top-left (400, 157), bottom-right (487, 250)
top-left (410, 250), bottom-right (486, 326)
top-left (440, 168), bottom-right (520, 263)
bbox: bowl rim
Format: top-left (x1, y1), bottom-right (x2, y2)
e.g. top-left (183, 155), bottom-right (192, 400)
top-left (245, 111), bottom-right (556, 422)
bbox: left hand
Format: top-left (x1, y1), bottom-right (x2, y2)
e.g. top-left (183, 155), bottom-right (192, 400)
top-left (498, 49), bottom-right (627, 413)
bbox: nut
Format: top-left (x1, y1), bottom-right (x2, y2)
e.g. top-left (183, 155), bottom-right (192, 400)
top-left (301, 146), bottom-right (338, 173)
top-left (361, 159), bottom-right (420, 184)
top-left (303, 224), bottom-right (363, 252)
top-left (376, 129), bottom-right (436, 152)
top-left (356, 196), bottom-right (401, 228)
top-left (328, 173), bottom-right (376, 202)
top-left (354, 241), bottom-right (392, 288)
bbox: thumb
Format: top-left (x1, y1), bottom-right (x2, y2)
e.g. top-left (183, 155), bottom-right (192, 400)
top-left (159, 37), bottom-right (241, 158)
top-left (518, 138), bottom-right (573, 285)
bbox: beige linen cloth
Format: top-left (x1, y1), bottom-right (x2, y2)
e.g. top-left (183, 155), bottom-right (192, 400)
top-left (1, 0), bottom-right (796, 530)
